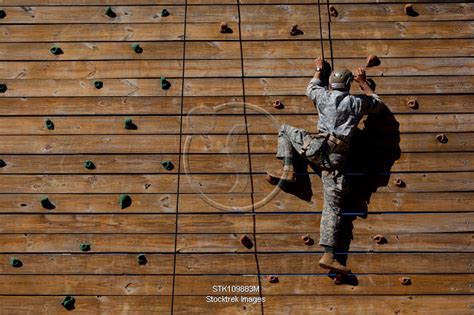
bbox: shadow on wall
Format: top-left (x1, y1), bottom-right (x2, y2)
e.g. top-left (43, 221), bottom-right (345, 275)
top-left (336, 103), bottom-right (401, 283)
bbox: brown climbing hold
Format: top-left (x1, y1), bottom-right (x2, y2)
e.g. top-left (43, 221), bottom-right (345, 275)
top-left (290, 24), bottom-right (303, 36)
top-left (329, 6), bottom-right (338, 18)
top-left (373, 234), bottom-right (387, 245)
top-left (436, 134), bottom-right (448, 144)
top-left (394, 178), bottom-right (405, 188)
top-left (399, 277), bottom-right (412, 285)
top-left (240, 235), bottom-right (253, 249)
top-left (407, 99), bottom-right (418, 110)
top-left (300, 234), bottom-right (314, 246)
top-left (404, 4), bottom-right (419, 17)
top-left (273, 100), bottom-right (284, 109)
top-left (366, 55), bottom-right (381, 67)
top-left (219, 22), bottom-right (231, 34)
top-left (266, 275), bottom-right (279, 283)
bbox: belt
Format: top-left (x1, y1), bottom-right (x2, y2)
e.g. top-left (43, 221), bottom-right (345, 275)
top-left (301, 133), bottom-right (349, 154)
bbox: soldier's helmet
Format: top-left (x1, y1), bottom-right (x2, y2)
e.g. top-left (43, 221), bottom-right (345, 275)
top-left (329, 68), bottom-right (354, 91)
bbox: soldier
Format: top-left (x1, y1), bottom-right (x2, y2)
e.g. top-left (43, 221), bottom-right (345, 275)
top-left (266, 57), bottom-right (384, 274)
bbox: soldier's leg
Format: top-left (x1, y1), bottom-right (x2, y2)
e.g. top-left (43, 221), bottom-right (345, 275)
top-left (268, 124), bottom-right (310, 183)
top-left (318, 169), bottom-right (351, 273)
top-left (319, 169), bottom-right (348, 248)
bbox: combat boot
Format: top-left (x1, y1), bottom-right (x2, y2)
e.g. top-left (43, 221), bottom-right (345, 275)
top-left (265, 166), bottom-right (296, 184)
top-left (318, 252), bottom-right (351, 274)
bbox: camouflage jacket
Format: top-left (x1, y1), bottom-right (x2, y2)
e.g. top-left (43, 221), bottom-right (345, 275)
top-left (305, 77), bottom-right (384, 144)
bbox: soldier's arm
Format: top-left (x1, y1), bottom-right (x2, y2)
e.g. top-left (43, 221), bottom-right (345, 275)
top-left (354, 67), bottom-right (384, 114)
top-left (305, 57), bottom-right (327, 104)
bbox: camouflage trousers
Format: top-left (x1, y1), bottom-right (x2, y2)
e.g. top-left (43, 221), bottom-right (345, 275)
top-left (276, 124), bottom-right (349, 247)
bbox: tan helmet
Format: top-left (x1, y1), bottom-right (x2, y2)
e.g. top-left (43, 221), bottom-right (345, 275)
top-left (329, 68), bottom-right (353, 90)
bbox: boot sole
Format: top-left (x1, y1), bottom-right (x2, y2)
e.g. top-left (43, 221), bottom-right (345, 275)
top-left (319, 261), bottom-right (351, 274)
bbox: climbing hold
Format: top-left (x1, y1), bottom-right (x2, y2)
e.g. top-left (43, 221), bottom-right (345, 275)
top-left (393, 178), bottom-right (405, 188)
top-left (329, 5), bottom-right (338, 18)
top-left (40, 196), bottom-right (56, 210)
top-left (50, 45), bottom-right (63, 55)
top-left (118, 194), bottom-right (132, 209)
top-left (266, 275), bottom-right (279, 283)
top-left (105, 7), bottom-right (117, 18)
top-left (160, 77), bottom-right (171, 90)
top-left (0, 10), bottom-right (6, 19)
top-left (300, 234), bottom-right (314, 246)
top-left (44, 118), bottom-right (54, 130)
top-left (366, 55), bottom-right (381, 67)
top-left (0, 159), bottom-right (6, 168)
top-left (0, 84), bottom-right (7, 93)
top-left (161, 9), bottom-right (170, 17)
top-left (93, 80), bottom-right (103, 89)
top-left (404, 4), bottom-right (419, 17)
top-left (83, 160), bottom-right (95, 170)
top-left (124, 118), bottom-right (137, 130)
top-left (407, 99), bottom-right (418, 110)
top-left (290, 24), bottom-right (303, 36)
top-left (161, 160), bottom-right (174, 171)
top-left (219, 22), bottom-right (232, 34)
top-left (373, 234), bottom-right (387, 245)
top-left (240, 235), bottom-right (253, 249)
top-left (61, 296), bottom-right (76, 310)
top-left (10, 257), bottom-right (22, 268)
top-left (265, 173), bottom-right (279, 185)
top-left (399, 277), bottom-right (412, 285)
top-left (273, 100), bottom-right (284, 109)
top-left (79, 242), bottom-right (91, 252)
top-left (136, 253), bottom-right (148, 265)
top-left (436, 134), bottom-right (448, 144)
top-left (131, 43), bottom-right (143, 54)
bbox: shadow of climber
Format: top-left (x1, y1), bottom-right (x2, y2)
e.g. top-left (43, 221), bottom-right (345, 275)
top-left (334, 103), bottom-right (401, 283)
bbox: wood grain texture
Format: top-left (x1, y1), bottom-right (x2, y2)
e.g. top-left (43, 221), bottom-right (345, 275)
top-left (1, 6), bottom-right (185, 24)
top-left (0, 24), bottom-right (185, 42)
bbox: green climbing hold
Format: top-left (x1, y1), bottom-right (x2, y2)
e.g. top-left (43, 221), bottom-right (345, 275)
top-left (118, 194), bottom-right (132, 209)
top-left (83, 160), bottom-right (95, 170)
top-left (161, 160), bottom-right (174, 171)
top-left (132, 43), bottom-right (143, 54)
top-left (40, 196), bottom-right (56, 210)
top-left (79, 242), bottom-right (91, 252)
top-left (10, 257), bottom-right (22, 268)
top-left (105, 7), bottom-right (116, 18)
top-left (45, 118), bottom-right (54, 130)
top-left (0, 159), bottom-right (6, 168)
top-left (61, 296), bottom-right (76, 310)
top-left (50, 45), bottom-right (63, 55)
top-left (93, 80), bottom-right (103, 89)
top-left (136, 253), bottom-right (147, 265)
top-left (161, 9), bottom-right (170, 17)
top-left (160, 77), bottom-right (170, 90)
top-left (0, 84), bottom-right (7, 93)
top-left (0, 10), bottom-right (6, 19)
top-left (124, 118), bottom-right (136, 130)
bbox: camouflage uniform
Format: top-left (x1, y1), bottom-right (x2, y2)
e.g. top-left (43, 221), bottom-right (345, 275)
top-left (276, 77), bottom-right (383, 247)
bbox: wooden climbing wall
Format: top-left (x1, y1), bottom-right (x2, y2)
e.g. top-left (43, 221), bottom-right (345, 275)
top-left (0, 0), bottom-right (472, 313)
